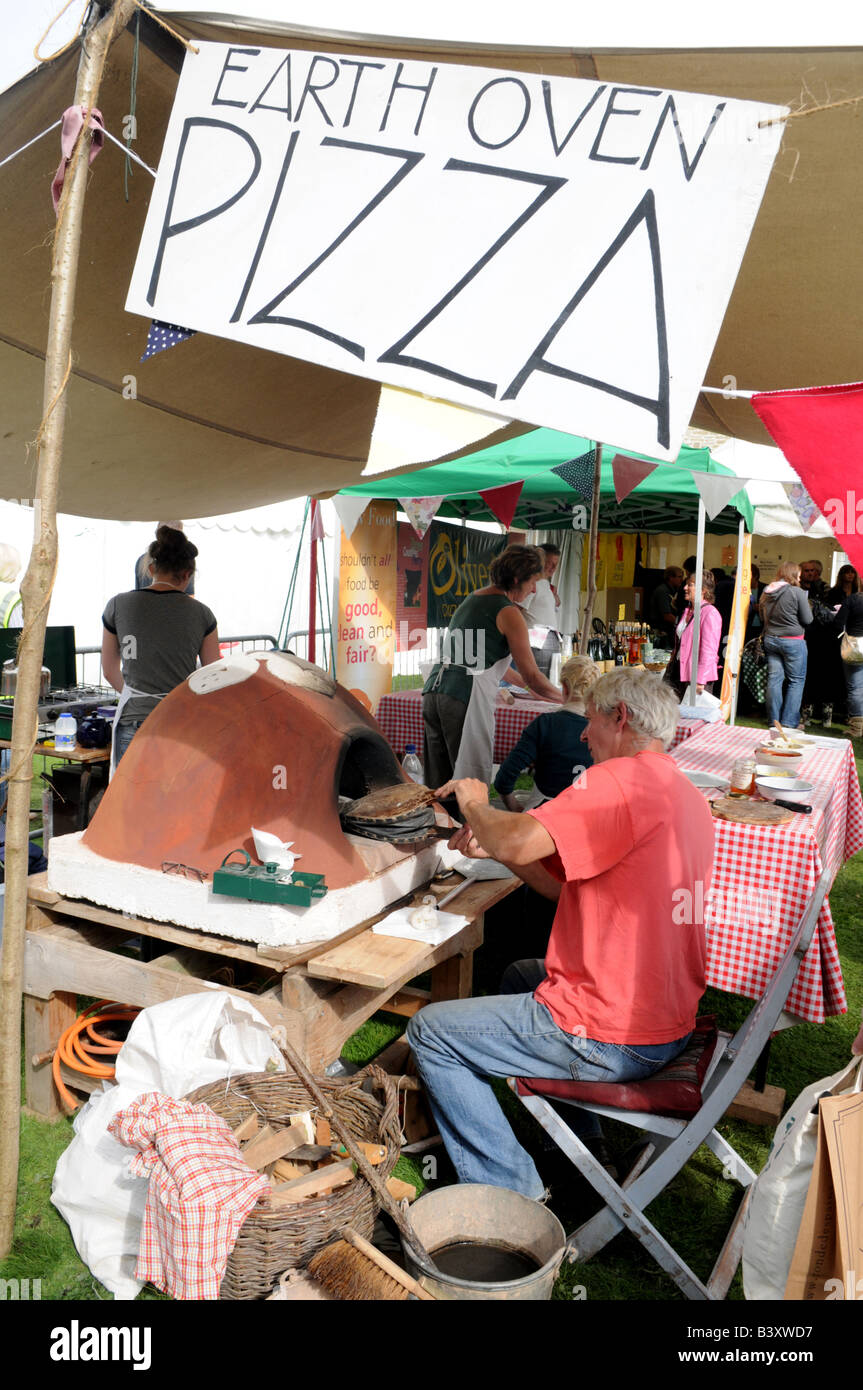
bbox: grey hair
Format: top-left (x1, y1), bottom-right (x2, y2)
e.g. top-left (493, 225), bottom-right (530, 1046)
top-left (588, 668), bottom-right (680, 750)
top-left (0, 543), bottom-right (22, 584)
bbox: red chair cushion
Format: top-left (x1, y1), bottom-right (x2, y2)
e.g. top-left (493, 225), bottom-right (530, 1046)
top-left (514, 1016), bottom-right (718, 1119)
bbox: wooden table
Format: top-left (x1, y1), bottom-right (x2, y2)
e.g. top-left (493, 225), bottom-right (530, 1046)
top-left (2, 739), bottom-right (110, 831)
top-left (22, 870), bottom-right (517, 1118)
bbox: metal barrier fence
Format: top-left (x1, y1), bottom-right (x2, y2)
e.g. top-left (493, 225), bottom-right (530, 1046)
top-left (77, 628), bottom-right (445, 689)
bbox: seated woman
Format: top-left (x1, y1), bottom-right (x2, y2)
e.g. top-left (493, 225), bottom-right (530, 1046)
top-left (494, 654), bottom-right (598, 810)
top-left (101, 526), bottom-right (221, 770)
top-left (422, 545), bottom-right (562, 791)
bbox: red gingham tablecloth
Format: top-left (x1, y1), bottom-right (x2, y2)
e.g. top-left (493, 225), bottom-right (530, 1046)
top-left (672, 723), bottom-right (863, 1022)
top-left (375, 688), bottom-right (703, 765)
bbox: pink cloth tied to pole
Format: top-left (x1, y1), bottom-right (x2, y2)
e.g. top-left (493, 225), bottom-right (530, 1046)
top-left (52, 105), bottom-right (105, 214)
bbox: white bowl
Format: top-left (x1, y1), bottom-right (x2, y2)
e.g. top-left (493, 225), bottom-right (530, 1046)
top-left (755, 777), bottom-right (814, 803)
top-left (755, 745), bottom-right (806, 773)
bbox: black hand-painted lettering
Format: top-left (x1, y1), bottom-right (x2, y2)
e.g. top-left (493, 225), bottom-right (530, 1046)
top-left (246, 138), bottom-right (424, 359)
top-left (147, 118), bottom-right (262, 307)
top-left (212, 47), bottom-right (260, 109)
top-left (249, 54), bottom-right (293, 118)
top-left (231, 130), bottom-right (301, 324)
top-left (467, 77), bottom-right (531, 150)
top-left (295, 55), bottom-right (340, 125)
top-left (379, 62), bottom-right (438, 136)
top-left (378, 161), bottom-right (565, 397)
top-left (589, 86), bottom-right (662, 165)
top-left (640, 96), bottom-right (727, 181)
top-left (502, 189), bottom-right (670, 449)
top-left (340, 59), bottom-right (386, 127)
top-left (542, 80), bottom-right (606, 156)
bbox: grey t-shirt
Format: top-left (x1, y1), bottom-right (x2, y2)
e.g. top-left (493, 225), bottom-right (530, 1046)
top-left (103, 590), bottom-right (217, 721)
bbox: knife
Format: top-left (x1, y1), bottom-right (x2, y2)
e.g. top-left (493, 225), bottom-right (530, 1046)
top-left (774, 798), bottom-right (812, 814)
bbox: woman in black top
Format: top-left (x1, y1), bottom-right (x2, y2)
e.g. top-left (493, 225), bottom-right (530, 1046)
top-left (841, 589), bottom-right (863, 738)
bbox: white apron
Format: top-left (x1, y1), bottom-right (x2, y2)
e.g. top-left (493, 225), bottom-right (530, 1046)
top-left (451, 653), bottom-right (513, 782)
top-left (110, 682), bottom-right (169, 778)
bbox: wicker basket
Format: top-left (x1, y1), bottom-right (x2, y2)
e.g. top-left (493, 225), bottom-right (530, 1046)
top-left (186, 1064), bottom-right (402, 1300)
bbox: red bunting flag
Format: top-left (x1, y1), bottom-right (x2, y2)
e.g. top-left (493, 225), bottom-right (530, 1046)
top-left (611, 453), bottom-right (657, 504)
top-left (478, 481), bottom-right (524, 529)
top-left (751, 383), bottom-right (863, 573)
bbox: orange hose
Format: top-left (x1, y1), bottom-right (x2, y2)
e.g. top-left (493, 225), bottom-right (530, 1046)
top-left (51, 1001), bottom-right (139, 1112)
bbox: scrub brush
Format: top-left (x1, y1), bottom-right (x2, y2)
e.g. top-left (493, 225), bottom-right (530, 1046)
top-left (307, 1228), bottom-right (435, 1300)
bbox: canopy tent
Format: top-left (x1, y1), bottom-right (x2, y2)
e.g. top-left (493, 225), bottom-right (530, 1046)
top-left (0, 8), bottom-right (861, 517)
top-left (336, 431), bottom-right (755, 534)
top-left (711, 438), bottom-right (835, 540)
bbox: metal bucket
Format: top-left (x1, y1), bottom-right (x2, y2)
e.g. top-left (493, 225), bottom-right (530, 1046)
top-left (403, 1184), bottom-right (566, 1301)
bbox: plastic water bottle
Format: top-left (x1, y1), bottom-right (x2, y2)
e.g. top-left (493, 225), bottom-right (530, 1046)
top-left (54, 713), bottom-right (77, 752)
top-left (402, 744), bottom-right (424, 783)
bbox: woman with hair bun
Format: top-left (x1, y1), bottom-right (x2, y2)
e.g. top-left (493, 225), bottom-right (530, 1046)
top-left (422, 544), bottom-right (563, 791)
top-left (101, 525), bottom-right (220, 770)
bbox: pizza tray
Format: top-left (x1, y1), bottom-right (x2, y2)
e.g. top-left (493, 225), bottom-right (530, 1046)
top-left (341, 784), bottom-right (438, 823)
top-left (710, 797), bottom-right (795, 826)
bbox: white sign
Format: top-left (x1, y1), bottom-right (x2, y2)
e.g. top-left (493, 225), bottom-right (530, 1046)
top-left (127, 44), bottom-right (787, 460)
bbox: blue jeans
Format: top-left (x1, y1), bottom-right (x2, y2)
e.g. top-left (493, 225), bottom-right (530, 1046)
top-left (406, 959), bottom-right (692, 1199)
top-left (764, 634), bottom-right (808, 728)
top-left (114, 717), bottom-right (148, 765)
top-left (845, 660), bottom-right (863, 718)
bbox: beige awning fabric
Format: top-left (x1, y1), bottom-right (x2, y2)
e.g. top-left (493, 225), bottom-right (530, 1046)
top-left (0, 19), bottom-right (860, 519)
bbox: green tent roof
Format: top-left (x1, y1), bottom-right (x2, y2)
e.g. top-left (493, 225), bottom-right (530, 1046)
top-left (341, 430), bottom-right (754, 534)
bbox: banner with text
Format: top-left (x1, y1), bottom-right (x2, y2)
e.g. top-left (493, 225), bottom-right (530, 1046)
top-left (127, 43), bottom-right (786, 460)
top-left (427, 520), bottom-right (506, 628)
top-left (336, 500), bottom-right (397, 712)
top-left (396, 522), bottom-right (430, 651)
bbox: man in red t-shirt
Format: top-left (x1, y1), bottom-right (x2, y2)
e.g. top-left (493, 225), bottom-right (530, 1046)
top-left (406, 669), bottom-right (714, 1199)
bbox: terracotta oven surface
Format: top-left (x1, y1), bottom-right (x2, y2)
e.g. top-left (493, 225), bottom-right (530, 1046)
top-left (83, 653), bottom-right (407, 890)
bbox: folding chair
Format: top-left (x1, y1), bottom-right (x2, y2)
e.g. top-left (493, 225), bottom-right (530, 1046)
top-left (508, 868), bottom-right (833, 1300)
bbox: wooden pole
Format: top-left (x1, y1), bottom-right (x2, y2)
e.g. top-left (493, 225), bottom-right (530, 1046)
top-left (578, 444), bottom-right (603, 654)
top-left (0, 0), bottom-right (137, 1258)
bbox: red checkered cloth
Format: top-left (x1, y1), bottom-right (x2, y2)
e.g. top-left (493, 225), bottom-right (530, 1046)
top-left (109, 1093), bottom-right (270, 1300)
top-left (376, 688), bottom-right (703, 763)
top-left (672, 725), bottom-right (863, 1023)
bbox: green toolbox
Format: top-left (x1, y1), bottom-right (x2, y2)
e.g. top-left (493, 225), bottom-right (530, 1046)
top-left (212, 849), bottom-right (328, 907)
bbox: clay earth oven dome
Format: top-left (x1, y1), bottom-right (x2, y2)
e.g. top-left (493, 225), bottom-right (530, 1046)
top-left (83, 652), bottom-right (407, 890)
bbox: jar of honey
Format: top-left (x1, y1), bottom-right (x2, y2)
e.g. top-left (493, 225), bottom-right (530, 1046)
top-left (729, 757), bottom-right (756, 797)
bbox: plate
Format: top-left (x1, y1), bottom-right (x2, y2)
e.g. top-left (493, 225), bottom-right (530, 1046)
top-left (682, 770), bottom-right (730, 792)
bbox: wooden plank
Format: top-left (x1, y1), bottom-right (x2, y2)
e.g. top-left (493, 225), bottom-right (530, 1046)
top-left (23, 929), bottom-right (283, 1024)
top-left (23, 991), bottom-right (76, 1119)
top-left (380, 987), bottom-right (430, 1018)
top-left (27, 882), bottom-right (271, 968)
top-left (300, 919), bottom-right (484, 1073)
top-left (386, 1177), bottom-right (417, 1203)
top-left (231, 1114), bottom-right (259, 1144)
top-left (242, 1125), bottom-right (306, 1171)
top-left (304, 931), bottom-right (432, 990)
top-left (726, 1079), bottom-right (786, 1126)
top-left (269, 1159), bottom-right (354, 1205)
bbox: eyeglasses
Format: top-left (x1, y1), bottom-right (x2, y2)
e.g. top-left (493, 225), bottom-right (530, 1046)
top-left (161, 861), bottom-right (207, 883)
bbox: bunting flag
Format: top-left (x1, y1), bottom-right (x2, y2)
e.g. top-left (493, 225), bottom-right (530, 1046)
top-left (692, 471), bottom-right (746, 521)
top-left (783, 480), bottom-right (821, 533)
top-left (140, 320), bottom-right (196, 362)
top-left (752, 383), bottom-right (863, 572)
top-left (398, 496), bottom-right (444, 538)
top-left (332, 494), bottom-right (370, 540)
top-left (611, 453), bottom-right (658, 504)
top-left (52, 105), bottom-right (104, 214)
top-left (478, 480), bottom-right (523, 529)
top-left (551, 446), bottom-right (598, 502)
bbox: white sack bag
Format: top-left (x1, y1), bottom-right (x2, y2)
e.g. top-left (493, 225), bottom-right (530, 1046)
top-left (52, 993), bottom-right (284, 1299)
top-left (742, 1053), bottom-right (863, 1300)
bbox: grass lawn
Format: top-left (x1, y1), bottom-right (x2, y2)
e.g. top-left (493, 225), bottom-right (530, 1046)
top-left (2, 719), bottom-right (861, 1301)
